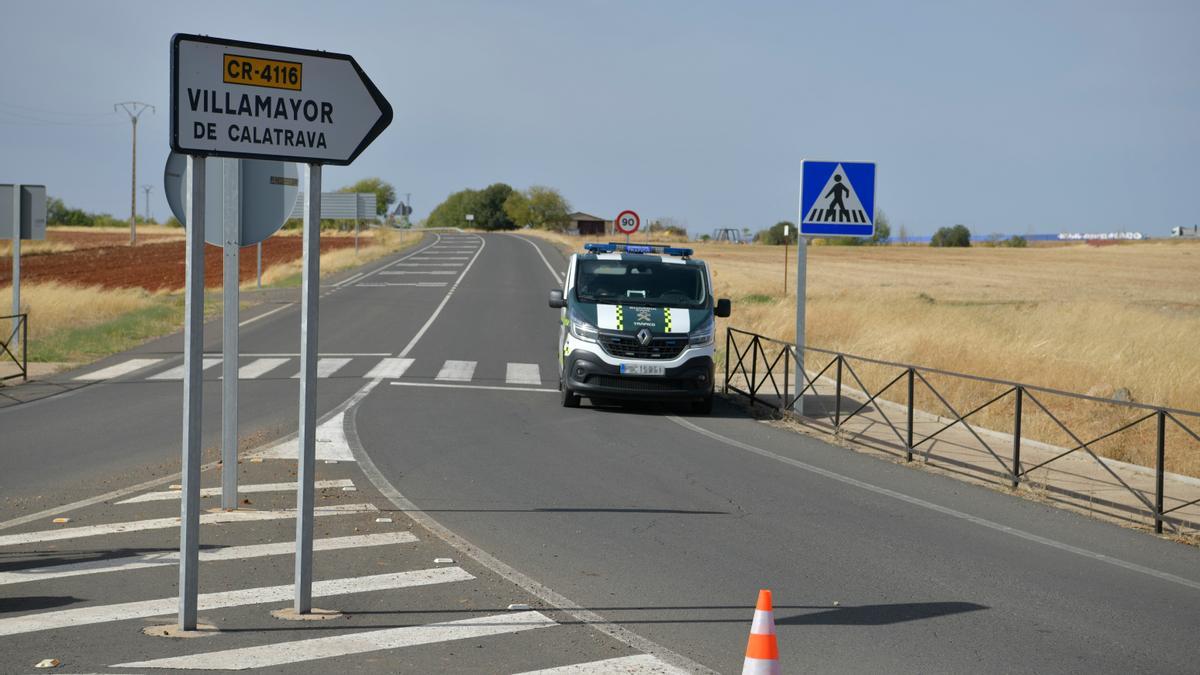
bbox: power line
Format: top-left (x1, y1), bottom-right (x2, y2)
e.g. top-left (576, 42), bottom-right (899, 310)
top-left (115, 101), bottom-right (155, 246)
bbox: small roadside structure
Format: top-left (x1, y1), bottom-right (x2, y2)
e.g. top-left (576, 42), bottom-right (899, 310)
top-left (567, 212), bottom-right (610, 236)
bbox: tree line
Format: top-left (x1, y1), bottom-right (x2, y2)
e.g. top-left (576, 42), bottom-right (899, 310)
top-left (426, 183), bottom-right (572, 231)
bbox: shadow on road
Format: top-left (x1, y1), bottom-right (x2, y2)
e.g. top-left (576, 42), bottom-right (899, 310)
top-left (0, 595), bottom-right (83, 613)
top-left (777, 601), bottom-right (986, 626)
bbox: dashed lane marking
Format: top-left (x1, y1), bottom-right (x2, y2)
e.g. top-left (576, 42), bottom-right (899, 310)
top-left (116, 479), bottom-right (355, 504)
top-left (0, 503), bottom-right (376, 547)
top-left (379, 270), bottom-right (459, 275)
top-left (357, 282), bottom-right (448, 287)
top-left (73, 359), bottom-right (163, 381)
top-left (511, 654), bottom-right (693, 674)
top-left (0, 566), bottom-right (474, 638)
top-left (113, 611), bottom-right (555, 670)
top-left (0, 532), bottom-right (416, 586)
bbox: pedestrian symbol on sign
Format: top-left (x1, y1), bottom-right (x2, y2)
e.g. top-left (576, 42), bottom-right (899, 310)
top-left (802, 164), bottom-right (870, 225)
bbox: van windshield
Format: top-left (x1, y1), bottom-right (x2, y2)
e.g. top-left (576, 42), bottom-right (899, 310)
top-left (575, 259), bottom-right (707, 308)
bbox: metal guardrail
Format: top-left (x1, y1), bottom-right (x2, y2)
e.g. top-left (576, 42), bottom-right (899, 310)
top-left (1, 313), bottom-right (27, 382)
top-left (724, 326), bottom-right (1200, 534)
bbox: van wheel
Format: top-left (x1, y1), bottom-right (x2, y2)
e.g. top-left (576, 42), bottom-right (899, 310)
top-left (561, 384), bottom-right (580, 408)
top-left (691, 395), bottom-right (713, 415)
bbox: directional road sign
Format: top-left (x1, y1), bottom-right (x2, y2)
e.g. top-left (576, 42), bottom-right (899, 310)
top-left (163, 152), bottom-right (298, 246)
top-left (615, 210), bottom-right (640, 235)
top-left (171, 34), bottom-right (393, 165)
top-left (799, 161), bottom-right (876, 237)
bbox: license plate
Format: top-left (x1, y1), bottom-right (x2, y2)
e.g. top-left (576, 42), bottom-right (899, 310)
top-left (620, 363), bottom-right (665, 376)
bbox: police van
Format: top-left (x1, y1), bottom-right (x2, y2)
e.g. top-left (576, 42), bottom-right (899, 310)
top-left (548, 242), bottom-right (731, 414)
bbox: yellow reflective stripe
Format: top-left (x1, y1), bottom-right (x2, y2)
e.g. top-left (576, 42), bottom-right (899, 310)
top-left (664, 307), bottom-right (673, 332)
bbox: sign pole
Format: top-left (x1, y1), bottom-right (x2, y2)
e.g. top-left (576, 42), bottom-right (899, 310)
top-left (294, 163), bottom-right (321, 614)
top-left (783, 226), bottom-right (789, 297)
top-left (257, 242), bottom-right (262, 289)
top-left (221, 159), bottom-right (241, 510)
top-left (793, 235), bottom-right (807, 416)
top-left (178, 155), bottom-right (206, 630)
top-left (10, 185), bottom-right (18, 349)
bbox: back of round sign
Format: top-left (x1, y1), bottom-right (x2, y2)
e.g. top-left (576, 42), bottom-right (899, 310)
top-left (163, 151), bottom-right (299, 246)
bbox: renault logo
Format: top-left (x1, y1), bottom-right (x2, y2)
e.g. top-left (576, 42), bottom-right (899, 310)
top-left (637, 328), bottom-right (653, 346)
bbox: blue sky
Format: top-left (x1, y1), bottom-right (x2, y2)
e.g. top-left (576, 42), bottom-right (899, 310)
top-left (2, 1), bottom-right (1196, 236)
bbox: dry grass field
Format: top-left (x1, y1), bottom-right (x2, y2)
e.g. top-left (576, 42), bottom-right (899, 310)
top-left (526, 230), bottom-right (1200, 475)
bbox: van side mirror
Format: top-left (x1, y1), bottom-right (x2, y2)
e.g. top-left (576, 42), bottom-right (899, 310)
top-left (715, 298), bottom-right (731, 318)
top-left (548, 289), bottom-right (566, 309)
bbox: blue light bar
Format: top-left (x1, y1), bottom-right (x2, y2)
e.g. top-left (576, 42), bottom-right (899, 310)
top-left (664, 247), bottom-right (693, 257)
top-left (584, 243), bottom-right (616, 253)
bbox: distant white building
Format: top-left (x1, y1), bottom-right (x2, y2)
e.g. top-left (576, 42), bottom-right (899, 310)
top-left (1171, 225), bottom-right (1199, 238)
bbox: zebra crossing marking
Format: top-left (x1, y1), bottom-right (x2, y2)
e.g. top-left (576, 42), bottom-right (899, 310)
top-left (73, 358), bottom-right (163, 381)
top-left (236, 357), bottom-right (289, 379)
top-left (436, 360), bottom-right (476, 382)
top-left (364, 357), bottom-right (414, 379)
top-left (512, 654), bottom-right (692, 674)
top-left (116, 479), bottom-right (355, 504)
top-left (0, 503), bottom-right (376, 547)
top-left (148, 357), bottom-right (221, 381)
top-left (506, 363), bottom-right (541, 386)
top-left (113, 611), bottom-right (555, 670)
top-left (0, 532), bottom-right (416, 587)
top-left (0, 567), bottom-right (474, 638)
top-left (357, 282), bottom-right (448, 287)
top-left (379, 270), bottom-right (459, 275)
top-left (291, 357), bottom-right (352, 380)
top-left (394, 262), bottom-right (465, 267)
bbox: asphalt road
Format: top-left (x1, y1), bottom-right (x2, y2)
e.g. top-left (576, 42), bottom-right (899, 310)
top-left (2, 230), bottom-right (1199, 673)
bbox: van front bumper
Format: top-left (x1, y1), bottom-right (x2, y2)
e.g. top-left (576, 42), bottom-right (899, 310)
top-left (563, 351), bottom-right (713, 402)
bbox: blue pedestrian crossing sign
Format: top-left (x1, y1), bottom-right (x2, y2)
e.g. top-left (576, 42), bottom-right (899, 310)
top-left (799, 160), bottom-right (877, 237)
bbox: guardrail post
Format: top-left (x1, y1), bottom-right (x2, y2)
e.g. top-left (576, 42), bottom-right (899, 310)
top-left (906, 368), bottom-right (915, 462)
top-left (749, 336), bottom-right (759, 408)
top-left (723, 328), bottom-right (730, 395)
top-left (1011, 387), bottom-right (1023, 488)
top-left (834, 355), bottom-right (843, 428)
top-left (1155, 410), bottom-right (1166, 534)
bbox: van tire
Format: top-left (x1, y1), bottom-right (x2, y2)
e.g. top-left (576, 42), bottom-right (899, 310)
top-left (561, 383), bottom-right (580, 408)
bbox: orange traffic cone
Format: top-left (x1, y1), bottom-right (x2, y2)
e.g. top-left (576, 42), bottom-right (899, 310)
top-left (742, 589), bottom-right (781, 675)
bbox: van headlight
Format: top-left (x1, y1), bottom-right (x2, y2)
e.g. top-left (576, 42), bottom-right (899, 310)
top-left (688, 324), bottom-right (714, 347)
top-left (569, 318), bottom-right (599, 342)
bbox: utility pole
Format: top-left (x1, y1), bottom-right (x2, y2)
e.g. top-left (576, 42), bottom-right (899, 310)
top-left (141, 184), bottom-right (153, 224)
top-left (115, 101), bottom-right (155, 245)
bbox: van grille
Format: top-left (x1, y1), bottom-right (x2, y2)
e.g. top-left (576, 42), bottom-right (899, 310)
top-left (598, 332), bottom-right (686, 360)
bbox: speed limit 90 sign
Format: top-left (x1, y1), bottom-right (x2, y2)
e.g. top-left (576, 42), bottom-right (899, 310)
top-left (615, 210), bottom-right (640, 234)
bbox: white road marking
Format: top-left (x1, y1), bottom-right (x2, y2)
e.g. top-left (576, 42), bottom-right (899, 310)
top-left (0, 532), bottom-right (416, 587)
top-left (147, 357), bottom-right (221, 381)
top-left (667, 415), bottom-right (1200, 594)
top-left (0, 503), bottom-right (376, 547)
top-left (390, 382), bottom-right (556, 394)
top-left (236, 357), bottom-right (289, 379)
top-left (506, 234), bottom-right (564, 283)
top-left (394, 262), bottom-right (464, 267)
top-left (506, 363), bottom-right (542, 386)
top-left (379, 270), bottom-right (459, 275)
top-left (398, 235), bottom-right (487, 358)
top-left (412, 255), bottom-right (468, 259)
top-left (332, 271), bottom-right (366, 288)
top-left (512, 654), bottom-right (692, 675)
top-left (357, 282), bottom-right (447, 288)
top-left (114, 611), bottom-right (555, 670)
top-left (116, 479), bottom-right (354, 504)
top-left (436, 360), bottom-right (477, 382)
top-left (255, 412), bottom-right (357, 462)
top-left (0, 567), bottom-right (473, 638)
top-left (73, 359), bottom-right (163, 381)
top-left (290, 357), bottom-right (352, 379)
top-left (364, 357), bottom-right (414, 380)
top-left (237, 302), bottom-right (293, 327)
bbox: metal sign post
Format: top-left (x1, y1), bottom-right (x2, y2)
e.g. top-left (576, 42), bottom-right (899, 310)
top-left (9, 186), bottom-right (16, 347)
top-left (294, 164), bottom-right (321, 613)
top-left (795, 160), bottom-right (877, 417)
top-left (171, 32), bottom-right (391, 619)
top-left (783, 223), bottom-right (789, 296)
top-left (178, 155), bottom-right (206, 630)
top-left (221, 159), bottom-right (241, 510)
